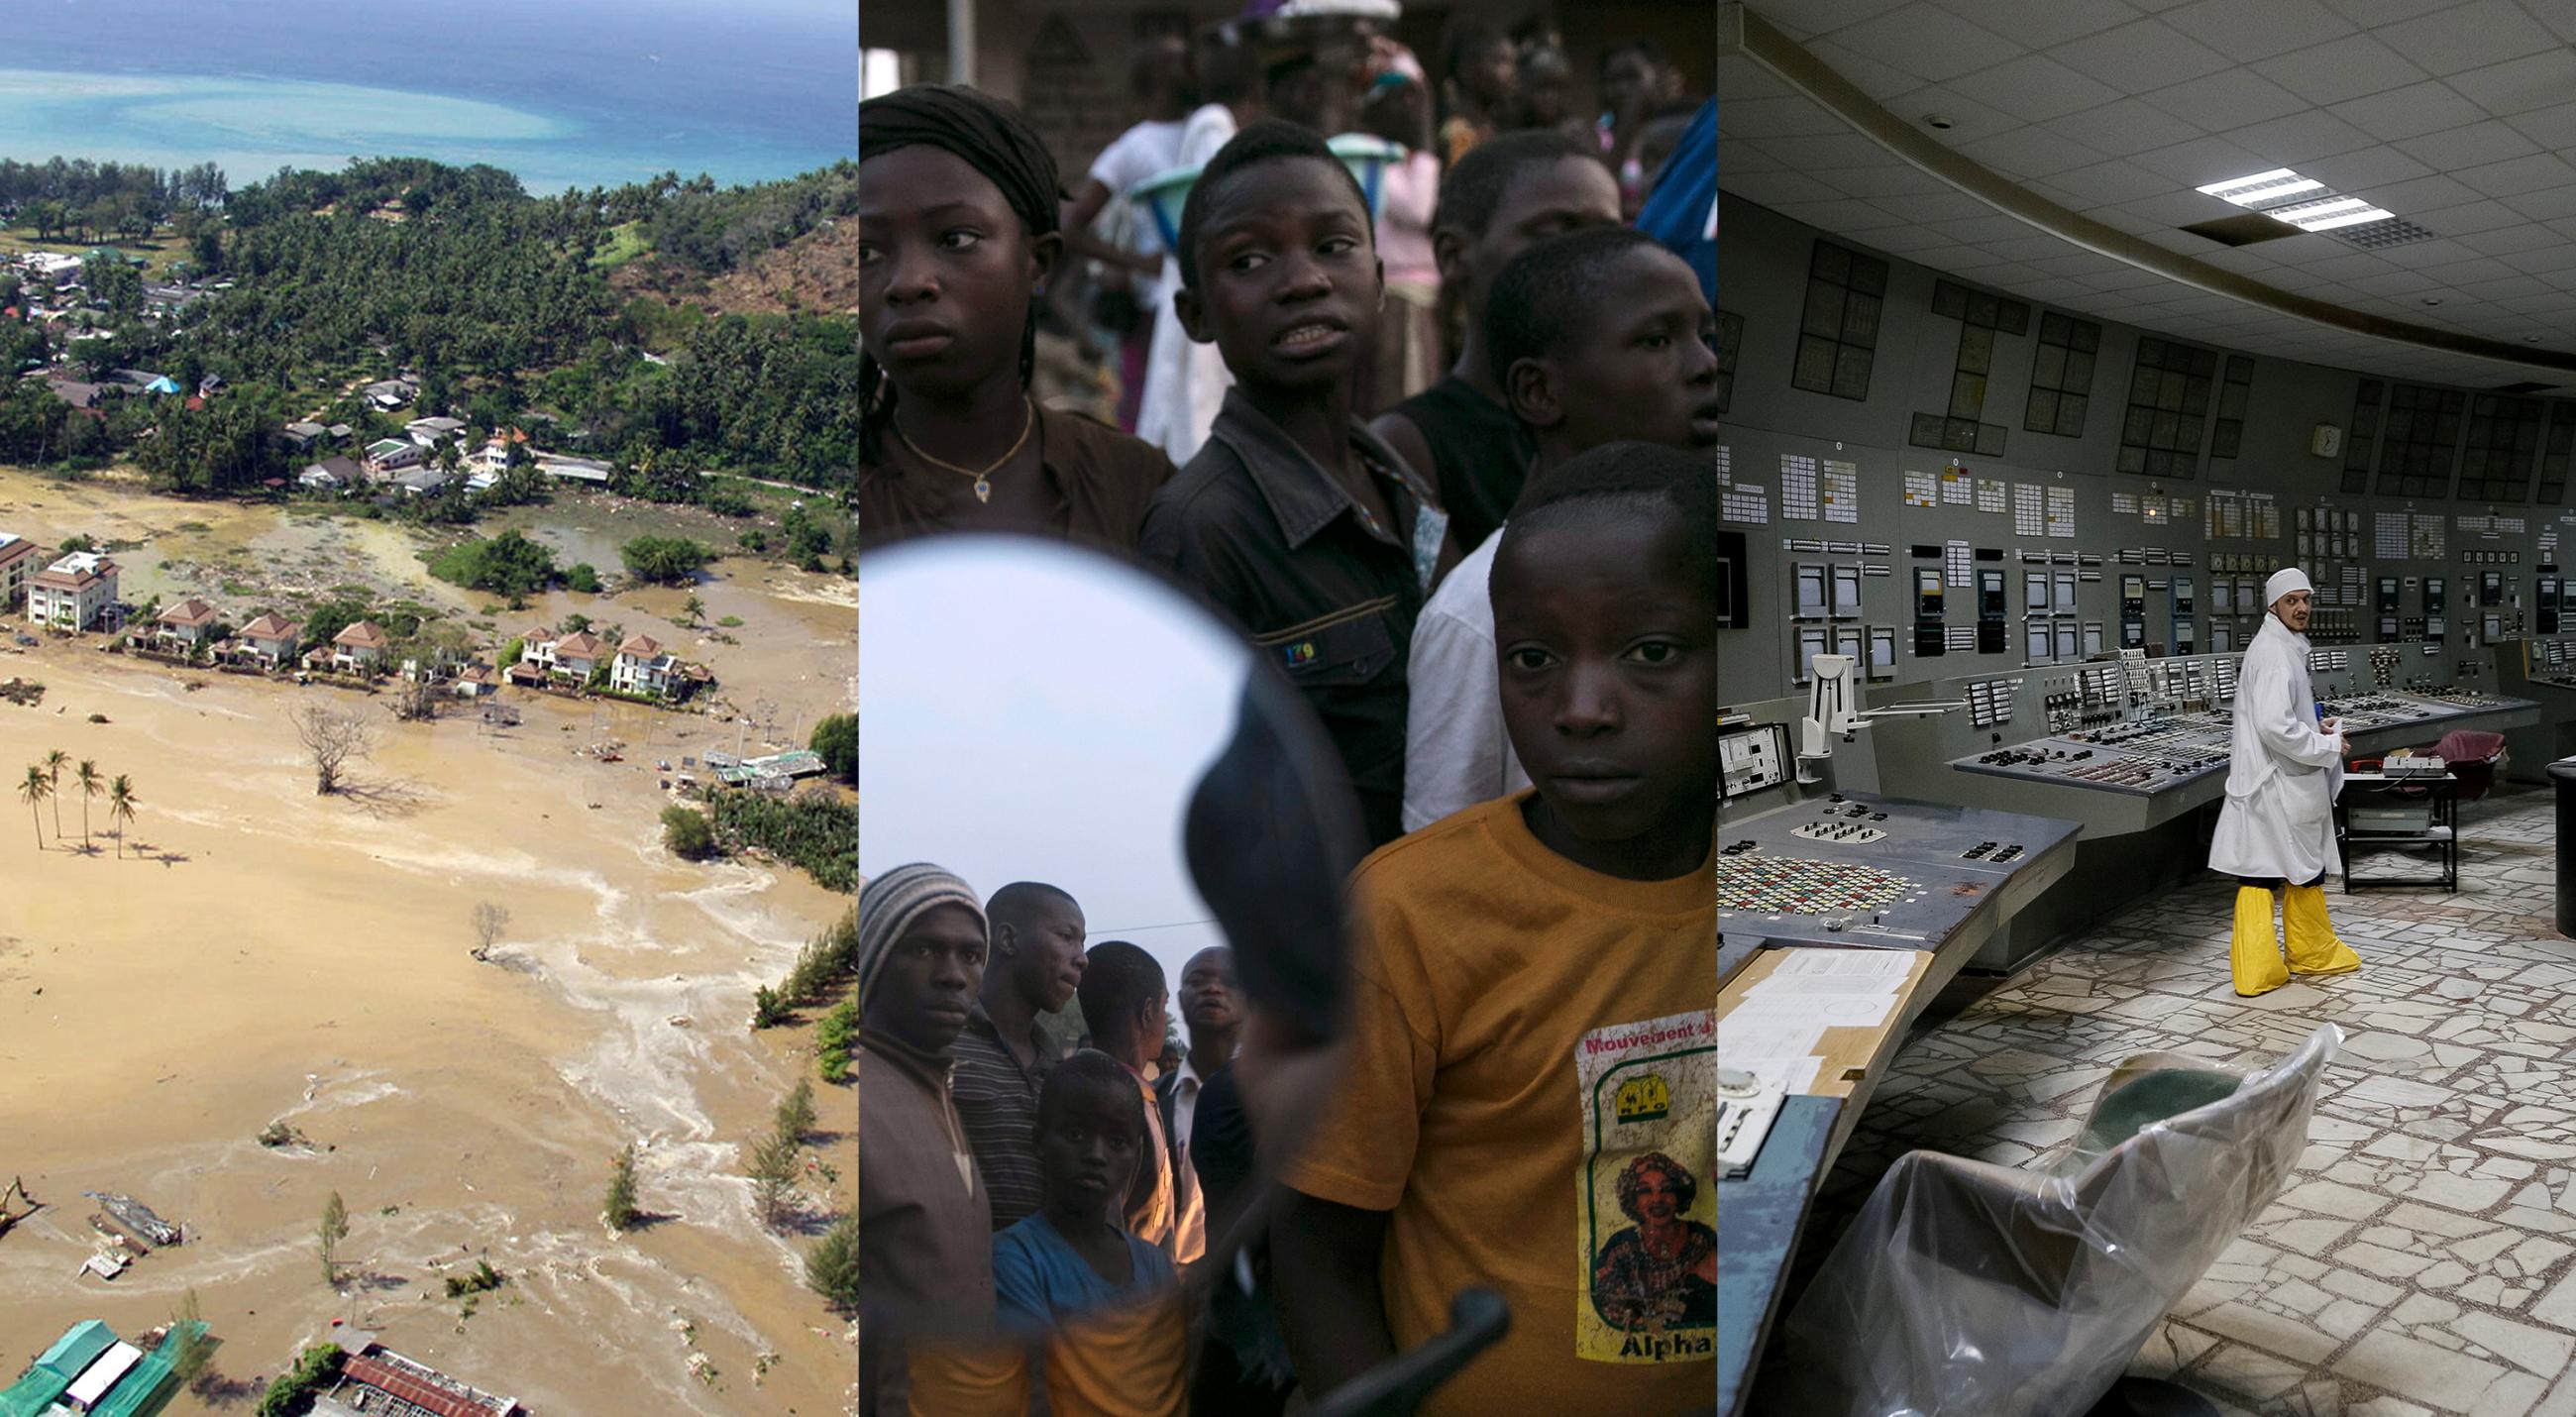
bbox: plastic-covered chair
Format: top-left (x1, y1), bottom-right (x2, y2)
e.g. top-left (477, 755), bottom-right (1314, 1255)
top-left (1759, 1025), bottom-right (2343, 1417)
top-left (2431, 729), bottom-right (2507, 804)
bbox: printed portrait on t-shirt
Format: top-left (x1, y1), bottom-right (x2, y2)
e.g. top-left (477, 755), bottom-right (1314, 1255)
top-left (1589, 1151), bottom-right (1718, 1331)
top-left (1574, 1010), bottom-right (1718, 1362)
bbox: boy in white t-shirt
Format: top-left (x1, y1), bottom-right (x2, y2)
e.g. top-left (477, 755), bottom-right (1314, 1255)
top-left (1062, 36), bottom-right (1196, 431)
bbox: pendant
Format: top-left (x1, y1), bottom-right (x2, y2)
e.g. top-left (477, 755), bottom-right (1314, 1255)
top-left (973, 475), bottom-right (992, 504)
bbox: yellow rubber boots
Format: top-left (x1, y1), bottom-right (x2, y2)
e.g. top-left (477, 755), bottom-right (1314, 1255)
top-left (2231, 886), bottom-right (2290, 997)
top-left (2284, 884), bottom-right (2363, 976)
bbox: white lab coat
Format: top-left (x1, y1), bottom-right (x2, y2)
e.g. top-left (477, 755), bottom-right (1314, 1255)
top-left (2208, 614), bottom-right (2345, 882)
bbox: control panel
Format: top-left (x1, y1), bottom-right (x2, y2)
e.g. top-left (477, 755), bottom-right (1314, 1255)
top-left (1720, 722), bottom-right (1792, 801)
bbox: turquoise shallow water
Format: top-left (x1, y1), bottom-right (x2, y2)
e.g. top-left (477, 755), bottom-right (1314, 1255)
top-left (0, 66), bottom-right (830, 192)
top-left (0, 0), bottom-right (852, 192)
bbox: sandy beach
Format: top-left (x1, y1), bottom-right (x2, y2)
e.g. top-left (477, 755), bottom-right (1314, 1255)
top-left (0, 468), bottom-right (856, 1413)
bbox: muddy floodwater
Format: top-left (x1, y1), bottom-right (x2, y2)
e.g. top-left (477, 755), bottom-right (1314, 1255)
top-left (0, 468), bottom-right (856, 1413)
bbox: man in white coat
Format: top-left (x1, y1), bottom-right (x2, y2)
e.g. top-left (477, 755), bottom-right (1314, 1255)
top-left (2209, 567), bottom-right (2365, 996)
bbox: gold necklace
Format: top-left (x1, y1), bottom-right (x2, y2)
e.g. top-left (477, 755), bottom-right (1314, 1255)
top-left (894, 398), bottom-right (1032, 504)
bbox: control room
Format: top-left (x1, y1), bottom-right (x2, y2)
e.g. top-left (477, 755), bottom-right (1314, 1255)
top-left (1714, 4), bottom-right (2576, 1414)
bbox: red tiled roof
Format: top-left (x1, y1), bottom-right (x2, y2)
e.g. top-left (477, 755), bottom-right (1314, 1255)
top-left (241, 612), bottom-right (299, 639)
top-left (160, 598), bottom-right (218, 626)
top-left (552, 630), bottom-right (604, 657)
top-left (340, 1354), bottom-right (507, 1417)
top-left (334, 619), bottom-right (388, 649)
top-left (618, 633), bottom-right (662, 657)
top-left (30, 559), bottom-right (115, 589)
top-left (0, 539), bottom-right (39, 569)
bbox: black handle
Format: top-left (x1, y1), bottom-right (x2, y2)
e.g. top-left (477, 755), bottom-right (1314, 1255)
top-left (1307, 1288), bottom-right (1511, 1417)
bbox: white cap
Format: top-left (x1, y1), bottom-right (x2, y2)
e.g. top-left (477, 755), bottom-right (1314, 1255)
top-left (2265, 567), bottom-right (2311, 607)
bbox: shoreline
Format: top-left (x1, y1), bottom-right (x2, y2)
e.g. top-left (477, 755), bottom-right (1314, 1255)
top-left (0, 467), bottom-right (855, 1414)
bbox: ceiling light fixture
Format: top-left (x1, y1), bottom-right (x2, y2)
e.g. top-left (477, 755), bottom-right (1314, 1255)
top-left (2198, 167), bottom-right (2397, 232)
top-left (1924, 113), bottom-right (1954, 130)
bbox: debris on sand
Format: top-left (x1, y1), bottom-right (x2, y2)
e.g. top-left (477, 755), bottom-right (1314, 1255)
top-left (83, 1190), bottom-right (181, 1248)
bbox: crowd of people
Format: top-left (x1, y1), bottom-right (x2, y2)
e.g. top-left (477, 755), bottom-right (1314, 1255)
top-left (854, 13), bottom-right (1718, 1411)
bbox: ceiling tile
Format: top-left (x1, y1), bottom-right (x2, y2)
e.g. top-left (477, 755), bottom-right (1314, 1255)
top-left (1958, 53), bottom-right (2126, 122)
top-left (2451, 151), bottom-right (2576, 199)
top-left (2161, 0), bottom-right (2358, 61)
top-left (1717, 96), bottom-right (1853, 141)
top-left (1884, 86), bottom-right (2023, 143)
top-left (1832, 3), bottom-right (2025, 83)
top-left (1814, 164), bottom-right (1955, 199)
top-left (2250, 33), bottom-right (2431, 106)
top-left (2127, 135), bottom-right (2274, 185)
top-left (1930, 0), bottom-right (2147, 50)
top-left (2370, 172), bottom-right (2487, 213)
top-left (1718, 169), bottom-right (1849, 207)
top-left (2045, 159), bottom-right (2180, 205)
top-left (2406, 198), bottom-right (2537, 235)
top-left (1930, 213), bottom-right (2041, 244)
top-left (1757, 0), bottom-right (1916, 41)
top-left (2502, 186), bottom-right (2576, 221)
top-left (2453, 223), bottom-right (2564, 256)
top-left (2049, 19), bottom-right (2233, 94)
top-left (1761, 132), bottom-right (1907, 170)
top-left (2226, 109), bottom-right (2383, 166)
top-left (2503, 100), bottom-right (2576, 152)
top-left (1809, 40), bottom-right (1925, 102)
top-left (1718, 55), bottom-right (1797, 103)
top-left (2330, 79), bottom-right (2490, 141)
top-left (2415, 255), bottom-right (2522, 284)
top-left (2142, 69), bottom-right (2310, 131)
top-left (2043, 96), bottom-right (2208, 156)
top-left (2372, 0), bottom-right (2560, 77)
top-left (1840, 224), bottom-right (1955, 254)
top-left (2443, 48), bottom-right (2576, 118)
top-left (2393, 119), bottom-right (2543, 170)
top-left (1872, 188), bottom-right (1999, 222)
top-left (1957, 125), bottom-right (2110, 178)
top-left (1718, 140), bottom-right (1788, 174)
top-left (2302, 145), bottom-right (2436, 190)
top-left (2498, 244), bottom-right (2576, 275)
top-left (1990, 234), bottom-right (2080, 262)
top-left (1782, 198), bottom-right (1915, 233)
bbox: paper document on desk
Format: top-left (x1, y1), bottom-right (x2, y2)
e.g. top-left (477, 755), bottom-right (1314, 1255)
top-left (1715, 1019), bottom-right (1826, 1096)
top-left (1767, 949), bottom-right (1914, 983)
top-left (1723, 988), bottom-right (1898, 1029)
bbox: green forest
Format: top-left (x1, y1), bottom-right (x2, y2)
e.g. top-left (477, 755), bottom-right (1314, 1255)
top-left (0, 154), bottom-right (861, 510)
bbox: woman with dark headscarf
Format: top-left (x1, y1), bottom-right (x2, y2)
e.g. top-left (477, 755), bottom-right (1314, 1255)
top-left (858, 85), bottom-right (1176, 555)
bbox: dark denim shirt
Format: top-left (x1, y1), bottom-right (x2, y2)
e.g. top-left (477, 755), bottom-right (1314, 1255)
top-left (1139, 388), bottom-right (1446, 846)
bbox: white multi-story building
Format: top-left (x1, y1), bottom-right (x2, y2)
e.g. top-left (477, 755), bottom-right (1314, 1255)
top-left (610, 633), bottom-right (679, 699)
top-left (26, 551), bottom-right (119, 631)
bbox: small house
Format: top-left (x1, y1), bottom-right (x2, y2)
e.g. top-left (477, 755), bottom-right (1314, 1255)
top-left (453, 663), bottom-right (498, 698)
top-left (366, 439), bottom-right (422, 474)
top-left (405, 416), bottom-right (467, 448)
top-left (236, 612), bottom-right (300, 668)
top-left (281, 421), bottom-right (328, 450)
top-left (610, 632), bottom-right (679, 699)
top-left (392, 466), bottom-right (452, 496)
top-left (549, 628), bottom-right (606, 682)
top-left (155, 597), bottom-right (219, 649)
top-left (331, 619), bottom-right (388, 673)
top-left (299, 456), bottom-right (366, 491)
top-left (536, 455), bottom-right (612, 485)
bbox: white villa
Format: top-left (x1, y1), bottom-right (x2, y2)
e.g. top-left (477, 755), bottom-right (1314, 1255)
top-left (611, 633), bottom-right (680, 699)
top-left (235, 612), bottom-right (301, 668)
top-left (330, 619), bottom-right (389, 673)
top-left (154, 597), bottom-right (220, 650)
top-left (26, 551), bottom-right (119, 631)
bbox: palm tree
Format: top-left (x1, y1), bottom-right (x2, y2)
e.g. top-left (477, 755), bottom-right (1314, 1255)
top-left (106, 775), bottom-right (135, 860)
top-left (73, 760), bottom-right (99, 852)
top-left (18, 765), bottom-right (50, 849)
top-left (682, 595), bottom-right (704, 625)
top-left (42, 749), bottom-right (65, 839)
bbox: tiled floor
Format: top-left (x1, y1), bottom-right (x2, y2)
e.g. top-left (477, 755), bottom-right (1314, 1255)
top-left (1812, 785), bottom-right (2576, 1417)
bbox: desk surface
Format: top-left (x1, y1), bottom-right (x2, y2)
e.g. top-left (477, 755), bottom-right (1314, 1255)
top-left (1716, 1093), bottom-right (1840, 1417)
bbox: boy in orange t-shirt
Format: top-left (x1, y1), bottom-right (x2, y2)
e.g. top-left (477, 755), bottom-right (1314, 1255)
top-left (1273, 442), bottom-right (1717, 1414)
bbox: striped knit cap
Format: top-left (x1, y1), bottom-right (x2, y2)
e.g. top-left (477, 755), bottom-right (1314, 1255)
top-left (857, 862), bottom-right (987, 1006)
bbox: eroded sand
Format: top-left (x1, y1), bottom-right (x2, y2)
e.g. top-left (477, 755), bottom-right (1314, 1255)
top-left (0, 469), bottom-right (856, 1413)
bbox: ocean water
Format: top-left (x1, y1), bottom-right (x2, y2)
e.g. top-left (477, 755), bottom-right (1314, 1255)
top-left (0, 0), bottom-right (853, 192)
